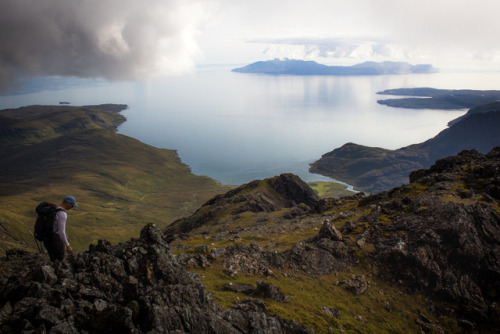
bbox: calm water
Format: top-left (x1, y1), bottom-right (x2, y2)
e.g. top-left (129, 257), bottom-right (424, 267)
top-left (2, 66), bottom-right (499, 185)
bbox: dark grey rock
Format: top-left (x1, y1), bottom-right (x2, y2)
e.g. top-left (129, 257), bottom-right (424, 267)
top-left (0, 224), bottom-right (312, 334)
top-left (253, 281), bottom-right (289, 303)
top-left (316, 219), bottom-right (343, 241)
top-left (223, 282), bottom-right (255, 295)
top-left (341, 275), bottom-right (368, 295)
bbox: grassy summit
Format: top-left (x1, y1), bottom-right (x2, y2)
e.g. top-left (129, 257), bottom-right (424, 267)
top-left (0, 105), bottom-right (232, 254)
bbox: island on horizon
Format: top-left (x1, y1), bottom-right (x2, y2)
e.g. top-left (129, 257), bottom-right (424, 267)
top-left (232, 58), bottom-right (438, 75)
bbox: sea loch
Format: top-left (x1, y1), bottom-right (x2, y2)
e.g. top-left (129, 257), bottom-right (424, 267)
top-left (1, 65), bottom-right (499, 185)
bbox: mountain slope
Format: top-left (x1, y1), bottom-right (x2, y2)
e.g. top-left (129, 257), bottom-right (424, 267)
top-left (310, 102), bottom-right (500, 193)
top-left (166, 148), bottom-right (500, 333)
top-left (165, 173), bottom-right (320, 242)
top-left (0, 104), bottom-right (127, 148)
top-left (0, 147), bottom-right (499, 332)
top-left (0, 105), bottom-right (231, 254)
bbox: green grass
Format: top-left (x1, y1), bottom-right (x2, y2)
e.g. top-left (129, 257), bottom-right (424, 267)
top-left (308, 181), bottom-right (355, 198)
top-left (0, 105), bottom-right (232, 254)
top-left (194, 262), bottom-right (441, 333)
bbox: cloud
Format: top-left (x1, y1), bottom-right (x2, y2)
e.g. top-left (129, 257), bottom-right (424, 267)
top-left (0, 0), bottom-right (209, 89)
top-left (204, 0), bottom-right (500, 69)
top-left (254, 37), bottom-right (421, 63)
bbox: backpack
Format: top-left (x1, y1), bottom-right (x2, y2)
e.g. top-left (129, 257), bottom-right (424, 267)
top-left (34, 202), bottom-right (64, 241)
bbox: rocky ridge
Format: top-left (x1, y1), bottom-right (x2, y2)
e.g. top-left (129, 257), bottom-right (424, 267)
top-left (0, 148), bottom-right (499, 333)
top-left (173, 148), bottom-right (500, 332)
top-left (165, 173), bottom-right (320, 242)
top-left (0, 224), bottom-right (311, 333)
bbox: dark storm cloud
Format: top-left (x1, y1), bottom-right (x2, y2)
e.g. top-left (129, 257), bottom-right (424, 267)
top-left (0, 0), bottom-right (205, 89)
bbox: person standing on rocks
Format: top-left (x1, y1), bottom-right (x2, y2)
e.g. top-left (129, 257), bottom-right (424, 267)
top-left (44, 196), bottom-right (77, 261)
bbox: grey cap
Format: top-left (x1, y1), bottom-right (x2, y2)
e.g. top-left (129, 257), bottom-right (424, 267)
top-left (63, 195), bottom-right (78, 208)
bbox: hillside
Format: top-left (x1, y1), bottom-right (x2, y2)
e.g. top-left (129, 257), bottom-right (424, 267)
top-left (310, 102), bottom-right (500, 193)
top-left (377, 88), bottom-right (500, 110)
top-left (0, 105), bottom-right (231, 254)
top-left (1, 148), bottom-right (499, 333)
top-left (232, 59), bottom-right (437, 75)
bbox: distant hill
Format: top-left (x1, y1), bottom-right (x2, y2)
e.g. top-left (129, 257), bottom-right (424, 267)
top-left (310, 102), bottom-right (500, 193)
top-left (0, 105), bottom-right (231, 254)
top-left (232, 59), bottom-right (438, 75)
top-left (377, 87), bottom-right (500, 109)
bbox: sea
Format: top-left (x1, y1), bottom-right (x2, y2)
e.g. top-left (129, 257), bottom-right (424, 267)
top-left (1, 66), bottom-right (499, 186)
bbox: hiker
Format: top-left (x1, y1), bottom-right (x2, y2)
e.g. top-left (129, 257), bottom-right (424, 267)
top-left (44, 196), bottom-right (77, 261)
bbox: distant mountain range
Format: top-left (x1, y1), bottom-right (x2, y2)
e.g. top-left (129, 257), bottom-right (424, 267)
top-left (232, 59), bottom-right (438, 75)
top-left (310, 101), bottom-right (500, 193)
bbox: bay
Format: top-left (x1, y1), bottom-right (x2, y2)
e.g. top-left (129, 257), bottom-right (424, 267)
top-left (1, 66), bottom-right (499, 185)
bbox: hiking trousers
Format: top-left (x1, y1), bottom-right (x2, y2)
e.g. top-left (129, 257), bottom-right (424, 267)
top-left (44, 235), bottom-right (65, 261)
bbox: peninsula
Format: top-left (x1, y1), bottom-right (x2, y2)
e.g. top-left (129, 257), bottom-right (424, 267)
top-left (377, 87), bottom-right (500, 109)
top-left (310, 101), bottom-right (500, 193)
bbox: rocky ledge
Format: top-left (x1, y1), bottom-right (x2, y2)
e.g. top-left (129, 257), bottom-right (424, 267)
top-left (0, 224), bottom-right (311, 333)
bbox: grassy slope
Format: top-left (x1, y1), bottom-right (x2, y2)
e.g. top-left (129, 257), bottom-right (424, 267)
top-left (172, 191), bottom-right (451, 333)
top-left (167, 158), bottom-right (500, 332)
top-left (308, 181), bottom-right (355, 198)
top-left (0, 105), bottom-right (232, 254)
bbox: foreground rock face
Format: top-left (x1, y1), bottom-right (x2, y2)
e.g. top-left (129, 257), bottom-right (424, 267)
top-left (358, 148), bottom-right (500, 322)
top-left (175, 148), bottom-right (500, 332)
top-left (378, 149), bottom-right (500, 315)
top-left (0, 224), bottom-right (311, 333)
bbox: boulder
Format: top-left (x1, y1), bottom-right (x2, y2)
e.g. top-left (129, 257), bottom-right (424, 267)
top-left (253, 281), bottom-right (289, 303)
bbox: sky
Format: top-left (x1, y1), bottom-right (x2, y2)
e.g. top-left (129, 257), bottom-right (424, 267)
top-left (1, 0), bottom-right (499, 89)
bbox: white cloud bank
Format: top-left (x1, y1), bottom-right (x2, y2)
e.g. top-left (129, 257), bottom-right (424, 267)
top-left (256, 38), bottom-right (419, 63)
top-left (1, 0), bottom-right (499, 89)
top-left (0, 0), bottom-right (210, 89)
top-left (202, 0), bottom-right (500, 70)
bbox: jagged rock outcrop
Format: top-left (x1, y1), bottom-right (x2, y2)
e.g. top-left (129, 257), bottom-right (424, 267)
top-left (177, 148), bottom-right (500, 331)
top-left (0, 224), bottom-right (312, 333)
top-left (165, 173), bottom-right (319, 240)
top-left (361, 149), bottom-right (500, 323)
top-left (186, 219), bottom-right (351, 278)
